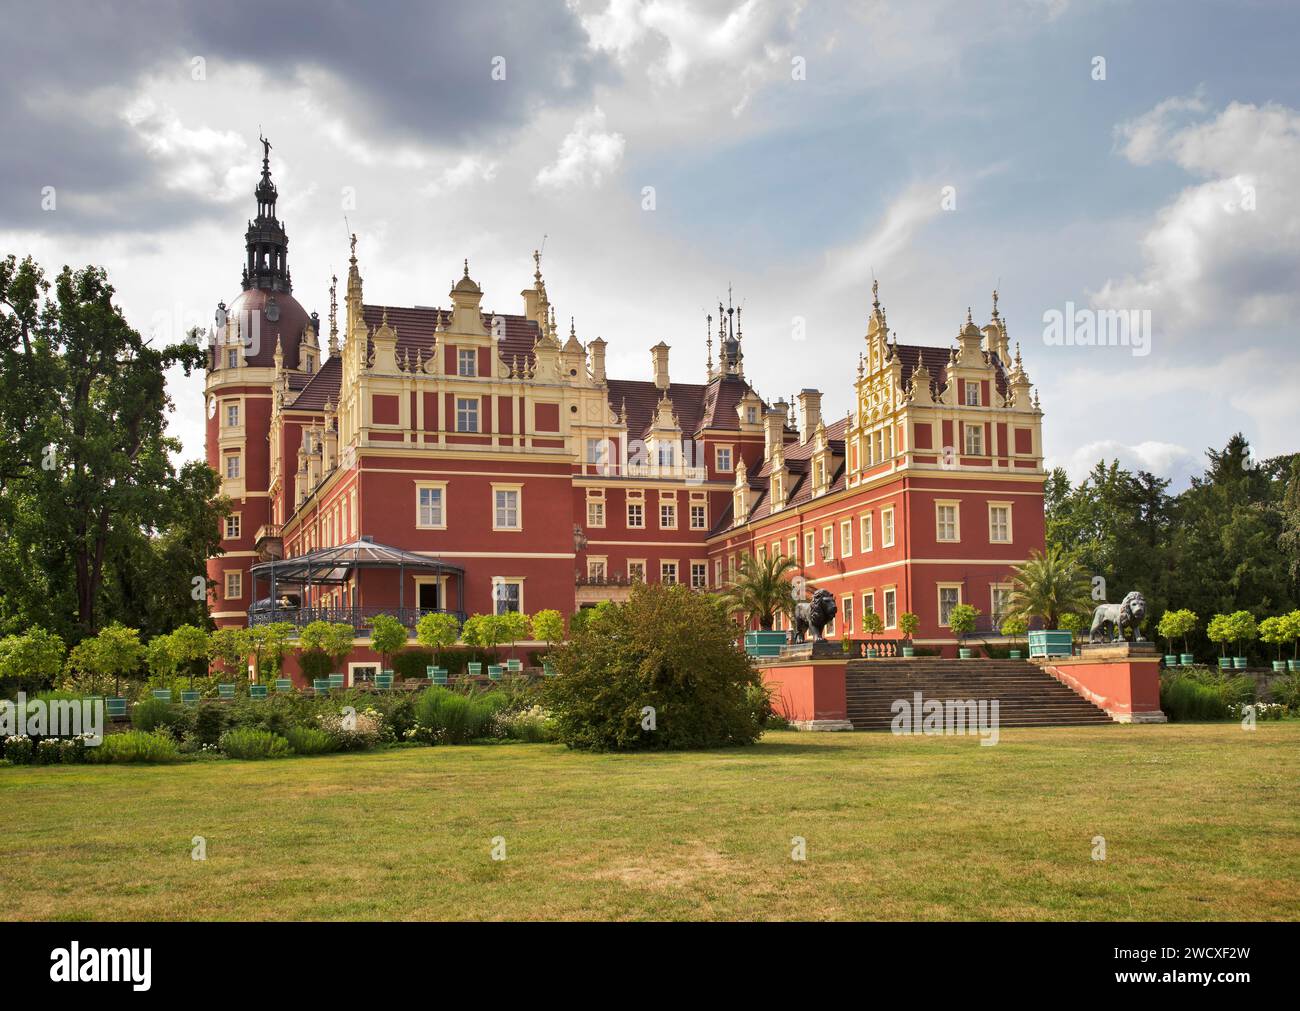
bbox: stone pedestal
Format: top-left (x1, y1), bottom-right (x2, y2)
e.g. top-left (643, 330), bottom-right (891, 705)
top-left (759, 657), bottom-right (853, 731)
top-left (1043, 643), bottom-right (1166, 723)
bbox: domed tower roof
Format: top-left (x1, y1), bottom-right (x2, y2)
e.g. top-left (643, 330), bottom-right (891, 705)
top-left (216, 136), bottom-right (314, 368)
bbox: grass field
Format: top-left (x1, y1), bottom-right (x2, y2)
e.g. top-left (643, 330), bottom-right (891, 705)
top-left (2, 723), bottom-right (1297, 921)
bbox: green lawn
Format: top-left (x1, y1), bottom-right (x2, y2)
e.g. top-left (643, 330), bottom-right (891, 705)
top-left (2, 723), bottom-right (1297, 921)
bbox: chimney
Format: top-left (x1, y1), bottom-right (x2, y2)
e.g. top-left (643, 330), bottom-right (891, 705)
top-left (764, 401), bottom-right (787, 458)
top-left (651, 341), bottom-right (671, 391)
top-left (797, 389), bottom-right (822, 445)
top-left (588, 336), bottom-right (607, 385)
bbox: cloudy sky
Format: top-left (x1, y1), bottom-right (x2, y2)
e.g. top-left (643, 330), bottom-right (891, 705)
top-left (4, 0), bottom-right (1298, 489)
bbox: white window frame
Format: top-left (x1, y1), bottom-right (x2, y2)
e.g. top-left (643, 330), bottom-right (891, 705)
top-left (224, 570), bottom-right (242, 600)
top-left (860, 513), bottom-right (873, 552)
top-left (457, 348), bottom-right (477, 377)
top-left (690, 561), bottom-right (708, 589)
top-left (224, 513), bottom-right (241, 540)
top-left (937, 583), bottom-right (963, 628)
top-left (224, 452), bottom-right (241, 479)
top-left (629, 559), bottom-right (647, 583)
top-left (415, 481), bottom-right (447, 530)
top-left (841, 595), bottom-right (854, 637)
top-left (964, 381), bottom-right (980, 407)
top-left (964, 423), bottom-right (984, 456)
top-left (840, 519), bottom-right (852, 557)
top-left (586, 556), bottom-right (607, 581)
top-left (715, 445), bottom-right (734, 473)
top-left (492, 576), bottom-right (524, 615)
top-left (988, 501), bottom-right (1013, 544)
top-left (881, 506), bottom-right (895, 548)
top-left (491, 483), bottom-right (522, 532)
top-left (883, 587), bottom-right (897, 629)
top-left (456, 397), bottom-right (480, 433)
top-left (659, 499), bottom-right (677, 530)
top-left (660, 561), bottom-right (678, 585)
top-left (935, 500), bottom-right (961, 543)
top-left (627, 501), bottom-right (644, 528)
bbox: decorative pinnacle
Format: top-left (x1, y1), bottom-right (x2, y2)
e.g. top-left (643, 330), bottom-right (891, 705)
top-left (966, 306), bottom-right (973, 325)
top-left (991, 288), bottom-right (1000, 320)
top-left (349, 233), bottom-right (357, 264)
top-left (533, 248), bottom-right (542, 284)
top-left (872, 278), bottom-right (880, 311)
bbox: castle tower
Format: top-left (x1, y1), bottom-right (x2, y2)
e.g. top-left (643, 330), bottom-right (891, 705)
top-left (204, 137), bottom-right (317, 629)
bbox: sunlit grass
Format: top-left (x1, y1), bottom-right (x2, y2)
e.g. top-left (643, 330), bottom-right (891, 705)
top-left (2, 723), bottom-right (1296, 921)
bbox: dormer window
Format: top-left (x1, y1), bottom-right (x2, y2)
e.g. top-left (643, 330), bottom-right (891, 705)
top-left (226, 349), bottom-right (239, 369)
top-left (746, 406), bottom-right (758, 424)
top-left (458, 349), bottom-right (477, 377)
top-left (304, 354), bottom-right (315, 374)
top-left (965, 382), bottom-right (980, 406)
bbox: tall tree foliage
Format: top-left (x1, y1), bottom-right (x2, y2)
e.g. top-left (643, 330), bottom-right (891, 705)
top-left (0, 254), bottom-right (227, 642)
top-left (1047, 434), bottom-right (1299, 657)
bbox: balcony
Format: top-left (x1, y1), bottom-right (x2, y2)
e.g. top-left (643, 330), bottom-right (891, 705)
top-left (248, 605), bottom-right (467, 633)
top-left (253, 523), bottom-right (283, 561)
top-left (624, 461), bottom-right (707, 483)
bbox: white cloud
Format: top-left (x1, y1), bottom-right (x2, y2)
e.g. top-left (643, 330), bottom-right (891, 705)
top-left (121, 96), bottom-right (252, 203)
top-left (1096, 98), bottom-right (1300, 331)
top-left (1048, 439), bottom-right (1200, 488)
top-left (820, 182), bottom-right (944, 292)
top-left (420, 155), bottom-right (499, 198)
top-left (535, 106), bottom-right (626, 189)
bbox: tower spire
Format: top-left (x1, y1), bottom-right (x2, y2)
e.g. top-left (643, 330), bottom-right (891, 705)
top-left (328, 274), bottom-right (339, 355)
top-left (706, 313), bottom-right (714, 380)
top-left (243, 135), bottom-right (290, 292)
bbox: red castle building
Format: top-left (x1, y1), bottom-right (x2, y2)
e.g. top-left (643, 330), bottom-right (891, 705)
top-left (204, 145), bottom-right (1046, 679)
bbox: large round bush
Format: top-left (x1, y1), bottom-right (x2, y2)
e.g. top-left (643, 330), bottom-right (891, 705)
top-left (542, 583), bottom-right (765, 751)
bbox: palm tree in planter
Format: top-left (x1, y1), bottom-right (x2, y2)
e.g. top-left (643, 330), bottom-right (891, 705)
top-left (862, 609), bottom-right (885, 656)
top-left (721, 553), bottom-right (800, 631)
top-left (949, 604), bottom-right (980, 659)
top-left (1007, 547), bottom-right (1093, 630)
top-left (899, 612), bottom-right (919, 657)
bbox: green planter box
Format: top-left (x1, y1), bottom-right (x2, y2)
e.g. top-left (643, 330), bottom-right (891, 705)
top-left (1272, 661), bottom-right (1287, 673)
top-left (1164, 654), bottom-right (1178, 667)
top-left (1232, 657), bottom-right (1247, 669)
top-left (275, 678), bottom-right (294, 693)
top-left (151, 689), bottom-right (173, 702)
top-left (180, 691), bottom-right (201, 705)
top-left (430, 667), bottom-right (449, 686)
top-left (1218, 658), bottom-right (1232, 670)
top-left (487, 665), bottom-right (503, 681)
top-left (217, 683), bottom-right (236, 700)
top-left (312, 678), bottom-right (331, 695)
top-left (105, 698), bottom-right (128, 719)
top-left (1028, 630), bottom-right (1073, 658)
top-left (743, 630), bottom-right (787, 657)
top-left (1180, 653), bottom-right (1195, 666)
top-left (901, 646), bottom-right (915, 657)
top-left (375, 673), bottom-right (394, 690)
top-left (1008, 650), bottom-right (1022, 659)
top-left (249, 685), bottom-right (268, 699)
top-left (542, 660), bottom-right (556, 678)
top-left (467, 663), bottom-right (483, 677)
top-left (958, 648), bottom-right (974, 659)
top-left (1291, 660), bottom-right (1300, 672)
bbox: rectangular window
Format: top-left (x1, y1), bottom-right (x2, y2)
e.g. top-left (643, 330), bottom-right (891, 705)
top-left (882, 506), bottom-right (895, 548)
top-left (224, 570), bottom-right (242, 600)
top-left (991, 585), bottom-right (1013, 625)
top-left (226, 349), bottom-right (239, 369)
top-left (657, 442), bottom-right (675, 467)
top-left (841, 519), bottom-right (852, 557)
top-left (965, 382), bottom-right (980, 407)
top-left (690, 562), bottom-right (707, 589)
top-left (884, 588), bottom-right (897, 629)
top-left (804, 531), bottom-right (815, 564)
top-left (416, 486), bottom-right (444, 528)
top-left (661, 562), bottom-right (678, 585)
top-left (587, 499), bottom-right (605, 527)
top-left (841, 595), bottom-right (854, 637)
top-left (224, 514), bottom-right (241, 540)
top-left (938, 586), bottom-right (961, 626)
top-left (716, 446), bottom-right (733, 472)
top-left (788, 536), bottom-right (798, 561)
top-left (493, 579), bottom-right (523, 615)
top-left (457, 348), bottom-right (477, 377)
top-left (456, 397), bottom-right (479, 432)
top-left (861, 513), bottom-right (873, 551)
top-left (659, 502), bottom-right (676, 529)
top-left (224, 453), bottom-right (240, 479)
top-left (714, 558), bottom-right (722, 585)
top-left (629, 560), bottom-right (646, 582)
top-left (494, 489), bottom-right (520, 530)
top-left (936, 502), bottom-right (959, 542)
top-left (821, 525), bottom-right (833, 561)
top-left (964, 423), bottom-right (984, 456)
top-left (586, 438), bottom-right (610, 467)
top-left (627, 502), bottom-right (644, 528)
top-left (690, 504), bottom-right (707, 530)
top-left (225, 403), bottom-right (239, 428)
top-left (864, 591), bottom-right (875, 617)
top-left (989, 504), bottom-right (1012, 544)
top-left (587, 558), bottom-right (606, 581)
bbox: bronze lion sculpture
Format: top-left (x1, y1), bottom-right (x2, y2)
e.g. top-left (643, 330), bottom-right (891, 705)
top-left (1088, 590), bottom-right (1147, 643)
top-left (794, 588), bottom-right (838, 643)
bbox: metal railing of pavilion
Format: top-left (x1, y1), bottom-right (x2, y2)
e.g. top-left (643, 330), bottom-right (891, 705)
top-left (247, 536), bottom-right (466, 631)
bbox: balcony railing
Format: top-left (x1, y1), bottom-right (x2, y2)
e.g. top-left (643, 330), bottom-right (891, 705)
top-left (624, 461), bottom-right (707, 482)
top-left (248, 605), bottom-right (467, 632)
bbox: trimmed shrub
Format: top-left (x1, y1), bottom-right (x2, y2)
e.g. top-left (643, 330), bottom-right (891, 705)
top-left (542, 582), bottom-right (765, 751)
top-left (219, 727), bottom-right (292, 760)
top-left (411, 687), bottom-right (501, 744)
top-left (284, 726), bottom-right (337, 755)
top-left (193, 703), bottom-right (225, 746)
top-left (91, 730), bottom-right (181, 764)
top-left (1160, 670), bottom-right (1254, 721)
top-left (2, 735), bottom-right (35, 764)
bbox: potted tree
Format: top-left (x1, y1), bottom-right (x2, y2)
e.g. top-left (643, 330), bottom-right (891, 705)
top-left (1260, 616), bottom-right (1288, 673)
top-left (1164, 608), bottom-right (1198, 666)
top-left (169, 623), bottom-right (211, 695)
top-left (368, 613), bottom-right (408, 685)
top-left (1000, 614), bottom-right (1028, 659)
top-left (1207, 613), bottom-right (1231, 670)
top-left (300, 620), bottom-right (356, 684)
top-left (416, 610), bottom-right (461, 683)
top-left (1007, 547), bottom-right (1092, 658)
top-left (862, 610), bottom-right (884, 657)
top-left (1285, 610), bottom-right (1300, 673)
top-left (91, 623), bottom-right (145, 707)
top-left (949, 604), bottom-right (979, 659)
top-left (1155, 610), bottom-right (1180, 667)
top-left (530, 609), bottom-right (565, 676)
top-left (1227, 610), bottom-right (1256, 669)
top-left (899, 612), bottom-right (919, 658)
top-left (720, 553), bottom-right (799, 657)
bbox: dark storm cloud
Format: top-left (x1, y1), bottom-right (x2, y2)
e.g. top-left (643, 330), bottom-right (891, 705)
top-left (0, 0), bottom-right (609, 234)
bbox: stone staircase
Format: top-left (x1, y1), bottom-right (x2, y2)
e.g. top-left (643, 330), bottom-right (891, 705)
top-left (844, 658), bottom-right (1114, 731)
